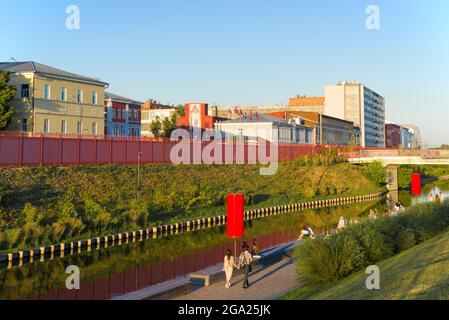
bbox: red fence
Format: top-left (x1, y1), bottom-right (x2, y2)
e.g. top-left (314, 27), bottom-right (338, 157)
top-left (0, 133), bottom-right (391, 168)
top-left (30, 230), bottom-right (297, 300)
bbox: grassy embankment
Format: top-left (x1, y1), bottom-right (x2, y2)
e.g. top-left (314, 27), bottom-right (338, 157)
top-left (283, 200), bottom-right (449, 300)
top-left (0, 151), bottom-right (384, 252)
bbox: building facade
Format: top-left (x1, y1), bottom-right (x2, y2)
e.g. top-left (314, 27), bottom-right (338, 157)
top-left (400, 124), bottom-right (421, 149)
top-left (287, 96), bottom-right (325, 113)
top-left (385, 123), bottom-right (401, 148)
top-left (216, 114), bottom-right (313, 144)
top-left (325, 81), bottom-right (385, 148)
top-left (400, 126), bottom-right (415, 149)
top-left (178, 103), bottom-right (223, 139)
top-left (140, 99), bottom-right (177, 137)
top-left (104, 92), bottom-right (142, 137)
top-left (267, 111), bottom-right (354, 146)
top-left (0, 61), bottom-right (108, 136)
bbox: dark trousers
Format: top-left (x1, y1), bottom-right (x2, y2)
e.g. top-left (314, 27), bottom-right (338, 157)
top-left (242, 265), bottom-right (250, 288)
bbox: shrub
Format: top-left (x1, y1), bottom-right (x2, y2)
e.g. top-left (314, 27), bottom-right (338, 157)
top-left (295, 234), bottom-right (366, 284)
top-left (344, 222), bottom-right (393, 264)
top-left (295, 201), bottom-right (449, 285)
top-left (361, 162), bottom-right (387, 186)
top-left (396, 228), bottom-right (416, 252)
top-left (83, 199), bottom-right (112, 232)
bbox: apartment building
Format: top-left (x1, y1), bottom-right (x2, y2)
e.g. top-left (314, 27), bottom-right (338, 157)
top-left (324, 81), bottom-right (385, 148)
top-left (0, 61), bottom-right (108, 135)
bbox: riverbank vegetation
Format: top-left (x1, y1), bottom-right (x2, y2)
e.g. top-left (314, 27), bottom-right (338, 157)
top-left (0, 153), bottom-right (383, 252)
top-left (283, 200), bottom-right (449, 300)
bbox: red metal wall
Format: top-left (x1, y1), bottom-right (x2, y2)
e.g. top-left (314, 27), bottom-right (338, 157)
top-left (0, 134), bottom-right (395, 168)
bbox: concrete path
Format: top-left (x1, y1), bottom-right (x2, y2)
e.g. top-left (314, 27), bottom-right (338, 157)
top-left (174, 255), bottom-right (299, 300)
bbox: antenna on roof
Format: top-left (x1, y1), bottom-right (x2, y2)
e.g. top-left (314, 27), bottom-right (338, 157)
top-left (10, 57), bottom-right (17, 62)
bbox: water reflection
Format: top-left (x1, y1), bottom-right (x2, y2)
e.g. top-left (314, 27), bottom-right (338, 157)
top-left (398, 179), bottom-right (449, 208)
top-left (0, 200), bottom-right (386, 300)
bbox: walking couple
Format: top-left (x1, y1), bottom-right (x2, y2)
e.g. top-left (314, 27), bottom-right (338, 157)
top-left (223, 242), bottom-right (254, 289)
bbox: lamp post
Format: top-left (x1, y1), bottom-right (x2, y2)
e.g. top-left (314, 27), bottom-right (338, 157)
top-left (137, 151), bottom-right (142, 201)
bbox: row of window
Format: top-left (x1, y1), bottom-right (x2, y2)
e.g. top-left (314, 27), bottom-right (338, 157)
top-left (19, 84), bottom-right (98, 105)
top-left (111, 108), bottom-right (140, 121)
top-left (111, 126), bottom-right (141, 137)
top-left (42, 119), bottom-right (97, 135)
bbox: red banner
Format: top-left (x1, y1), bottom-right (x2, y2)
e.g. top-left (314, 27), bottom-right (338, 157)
top-left (226, 194), bottom-right (244, 238)
top-left (411, 173), bottom-right (421, 195)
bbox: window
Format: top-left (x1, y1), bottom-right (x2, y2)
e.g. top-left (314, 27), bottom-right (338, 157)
top-left (61, 120), bottom-right (67, 134)
top-left (21, 119), bottom-right (27, 132)
top-left (92, 92), bottom-right (98, 105)
top-left (77, 89), bottom-right (83, 103)
top-left (21, 84), bottom-right (29, 98)
top-left (77, 121), bottom-right (82, 134)
top-left (44, 119), bottom-right (50, 133)
top-left (60, 87), bottom-right (67, 101)
top-left (92, 122), bottom-right (97, 135)
top-left (43, 84), bottom-right (51, 99)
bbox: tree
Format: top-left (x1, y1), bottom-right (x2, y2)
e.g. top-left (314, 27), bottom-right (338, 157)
top-left (150, 117), bottom-right (162, 137)
top-left (175, 104), bottom-right (185, 117)
top-left (0, 71), bottom-right (17, 130)
top-left (161, 113), bottom-right (178, 138)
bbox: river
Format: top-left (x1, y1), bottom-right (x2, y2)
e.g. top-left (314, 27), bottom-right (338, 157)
top-left (0, 180), bottom-right (448, 300)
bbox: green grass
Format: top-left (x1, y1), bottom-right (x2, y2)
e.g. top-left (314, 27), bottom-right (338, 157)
top-left (283, 227), bottom-right (449, 300)
top-left (0, 158), bottom-right (384, 252)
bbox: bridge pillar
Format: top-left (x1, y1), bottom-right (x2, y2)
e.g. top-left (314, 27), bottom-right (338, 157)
top-left (386, 165), bottom-right (400, 192)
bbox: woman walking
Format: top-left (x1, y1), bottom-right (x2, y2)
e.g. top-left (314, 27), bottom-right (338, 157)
top-left (223, 249), bottom-right (238, 288)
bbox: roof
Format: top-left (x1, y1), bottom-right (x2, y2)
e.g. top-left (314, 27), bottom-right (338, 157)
top-left (105, 91), bottom-right (143, 105)
top-left (0, 61), bottom-right (108, 86)
top-left (221, 113), bottom-right (292, 126)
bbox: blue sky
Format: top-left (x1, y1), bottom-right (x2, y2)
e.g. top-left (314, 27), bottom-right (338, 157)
top-left (0, 0), bottom-right (448, 146)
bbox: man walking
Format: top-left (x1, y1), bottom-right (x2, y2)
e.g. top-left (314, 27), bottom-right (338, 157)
top-left (239, 244), bottom-right (253, 289)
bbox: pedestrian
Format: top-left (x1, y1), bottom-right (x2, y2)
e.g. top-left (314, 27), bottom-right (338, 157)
top-left (251, 239), bottom-right (261, 259)
top-left (223, 249), bottom-right (238, 288)
top-left (298, 224), bottom-right (315, 240)
top-left (239, 244), bottom-right (253, 289)
top-left (435, 194), bottom-right (441, 203)
top-left (336, 216), bottom-right (348, 234)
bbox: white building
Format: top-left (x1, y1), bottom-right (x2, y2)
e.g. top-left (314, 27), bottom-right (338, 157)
top-left (140, 99), bottom-right (177, 137)
top-left (216, 114), bottom-right (313, 144)
top-left (324, 81), bottom-right (385, 148)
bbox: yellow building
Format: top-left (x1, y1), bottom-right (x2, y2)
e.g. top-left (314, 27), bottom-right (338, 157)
top-left (0, 61), bottom-right (108, 136)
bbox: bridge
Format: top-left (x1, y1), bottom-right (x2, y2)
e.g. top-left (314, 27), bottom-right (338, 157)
top-left (346, 149), bottom-right (449, 203)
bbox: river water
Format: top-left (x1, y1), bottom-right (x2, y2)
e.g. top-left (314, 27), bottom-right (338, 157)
top-left (1, 180), bottom-right (448, 300)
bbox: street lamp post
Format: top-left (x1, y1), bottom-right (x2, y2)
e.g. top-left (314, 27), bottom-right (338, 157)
top-left (137, 151), bottom-right (142, 201)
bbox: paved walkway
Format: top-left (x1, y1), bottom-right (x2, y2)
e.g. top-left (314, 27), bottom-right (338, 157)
top-left (174, 255), bottom-right (299, 300)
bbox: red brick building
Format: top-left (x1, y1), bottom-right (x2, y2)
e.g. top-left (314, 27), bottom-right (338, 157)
top-left (385, 123), bottom-right (401, 148)
top-left (177, 103), bottom-right (225, 138)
